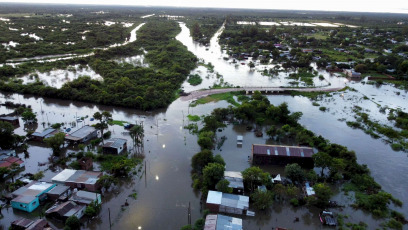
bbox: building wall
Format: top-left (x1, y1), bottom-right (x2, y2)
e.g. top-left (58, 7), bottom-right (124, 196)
top-left (206, 203), bottom-right (220, 213)
top-left (252, 154), bottom-right (314, 168)
top-left (11, 198), bottom-right (39, 213)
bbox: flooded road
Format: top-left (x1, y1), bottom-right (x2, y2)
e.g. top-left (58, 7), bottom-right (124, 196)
top-left (0, 21), bottom-right (407, 230)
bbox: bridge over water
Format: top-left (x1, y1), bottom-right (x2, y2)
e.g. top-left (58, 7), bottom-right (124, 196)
top-left (180, 86), bottom-right (344, 101)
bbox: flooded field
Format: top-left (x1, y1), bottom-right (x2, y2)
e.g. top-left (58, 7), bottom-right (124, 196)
top-left (237, 21), bottom-right (357, 27)
top-left (0, 20), bottom-right (407, 230)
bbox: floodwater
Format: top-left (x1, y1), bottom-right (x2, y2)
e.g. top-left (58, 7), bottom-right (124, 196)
top-left (0, 21), bottom-right (407, 230)
top-left (236, 21), bottom-right (357, 27)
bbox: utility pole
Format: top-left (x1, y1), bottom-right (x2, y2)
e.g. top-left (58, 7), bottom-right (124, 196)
top-left (188, 201), bottom-right (191, 225)
top-left (144, 161), bottom-right (147, 187)
top-left (108, 208), bottom-right (112, 230)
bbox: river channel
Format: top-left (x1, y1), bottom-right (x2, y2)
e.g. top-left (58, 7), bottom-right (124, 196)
top-left (0, 19), bottom-right (407, 230)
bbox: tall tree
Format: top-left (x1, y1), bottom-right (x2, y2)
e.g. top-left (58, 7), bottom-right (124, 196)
top-left (284, 163), bottom-right (305, 184)
top-left (313, 152), bottom-right (332, 177)
top-left (242, 166), bottom-right (269, 192)
top-left (93, 111), bottom-right (112, 144)
top-left (202, 163), bottom-right (225, 189)
top-left (129, 123), bottom-right (144, 154)
top-left (0, 121), bottom-right (15, 149)
top-left (21, 109), bottom-right (37, 124)
top-left (44, 133), bottom-right (66, 156)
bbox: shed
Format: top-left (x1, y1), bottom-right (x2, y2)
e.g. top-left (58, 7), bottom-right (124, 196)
top-left (304, 182), bottom-right (315, 196)
top-left (65, 125), bottom-right (97, 143)
top-left (102, 138), bottom-right (127, 154)
top-left (224, 171), bottom-right (244, 194)
top-left (69, 190), bottom-right (101, 205)
top-left (46, 185), bottom-right (71, 201)
top-left (11, 218), bottom-right (52, 230)
top-left (0, 116), bottom-right (19, 126)
top-left (204, 214), bottom-right (243, 230)
top-left (51, 169), bottom-right (102, 192)
top-left (251, 144), bottom-right (315, 168)
top-left (11, 181), bottom-right (56, 212)
top-left (206, 191), bottom-right (249, 215)
top-left (45, 201), bottom-right (86, 221)
top-left (31, 128), bottom-right (59, 142)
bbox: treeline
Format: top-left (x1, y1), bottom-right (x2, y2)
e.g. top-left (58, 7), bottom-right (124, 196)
top-left (0, 20), bottom-right (198, 110)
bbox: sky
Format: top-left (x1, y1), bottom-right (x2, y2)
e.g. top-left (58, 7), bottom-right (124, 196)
top-left (0, 0), bottom-right (408, 14)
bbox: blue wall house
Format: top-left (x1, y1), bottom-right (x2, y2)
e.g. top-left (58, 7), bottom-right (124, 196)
top-left (11, 181), bottom-right (56, 212)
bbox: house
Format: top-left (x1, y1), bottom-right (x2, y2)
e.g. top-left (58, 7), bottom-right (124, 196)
top-left (51, 169), bottom-right (102, 192)
top-left (78, 157), bottom-right (93, 170)
top-left (69, 190), bottom-right (102, 205)
top-left (65, 125), bottom-right (97, 143)
top-left (206, 191), bottom-right (249, 215)
top-left (224, 171), bottom-right (244, 194)
top-left (45, 201), bottom-right (86, 221)
top-left (251, 144), bottom-right (315, 167)
top-left (31, 128), bottom-right (59, 142)
top-left (0, 153), bottom-right (25, 170)
top-left (11, 181), bottom-right (56, 212)
top-left (11, 218), bottom-right (53, 230)
top-left (0, 116), bottom-right (19, 126)
top-left (46, 185), bottom-right (71, 201)
top-left (344, 69), bottom-right (361, 79)
top-left (0, 149), bottom-right (16, 156)
top-left (204, 214), bottom-right (243, 230)
top-left (304, 182), bottom-right (315, 197)
top-left (102, 138), bottom-right (127, 155)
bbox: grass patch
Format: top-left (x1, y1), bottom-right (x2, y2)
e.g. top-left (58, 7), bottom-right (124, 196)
top-left (108, 120), bottom-right (128, 126)
top-left (129, 192), bottom-right (138, 200)
top-left (190, 92), bottom-right (241, 107)
top-left (187, 114), bottom-right (201, 122)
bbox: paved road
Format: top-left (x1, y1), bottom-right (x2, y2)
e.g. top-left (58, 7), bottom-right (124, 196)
top-left (180, 86), bottom-right (344, 101)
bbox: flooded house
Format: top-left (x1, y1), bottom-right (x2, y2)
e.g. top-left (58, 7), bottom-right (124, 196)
top-left (0, 116), bottom-right (19, 126)
top-left (46, 185), bottom-right (71, 201)
top-left (204, 214), bottom-right (243, 230)
top-left (65, 125), bottom-right (98, 143)
top-left (102, 138), bottom-right (127, 154)
top-left (31, 128), bottom-right (59, 142)
top-left (224, 171), bottom-right (244, 194)
top-left (344, 69), bottom-right (362, 79)
top-left (11, 218), bottom-right (53, 230)
top-left (45, 201), bottom-right (86, 222)
top-left (206, 191), bottom-right (249, 215)
top-left (0, 152), bottom-right (25, 172)
top-left (51, 169), bottom-right (102, 192)
top-left (11, 181), bottom-right (56, 212)
top-left (69, 190), bottom-right (102, 205)
top-left (251, 144), bottom-right (315, 168)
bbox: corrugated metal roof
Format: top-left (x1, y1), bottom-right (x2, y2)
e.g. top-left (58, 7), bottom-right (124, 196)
top-left (12, 218), bottom-right (34, 228)
top-left (204, 215), bottom-right (243, 230)
top-left (66, 125), bottom-right (96, 139)
top-left (46, 185), bottom-right (70, 195)
top-left (52, 169), bottom-right (101, 185)
top-left (207, 191), bottom-right (223, 205)
top-left (224, 171), bottom-right (242, 179)
top-left (102, 138), bottom-right (127, 149)
top-left (32, 128), bottom-right (57, 138)
top-left (52, 169), bottom-right (76, 182)
top-left (207, 191), bottom-right (249, 211)
top-left (252, 144), bottom-right (314, 158)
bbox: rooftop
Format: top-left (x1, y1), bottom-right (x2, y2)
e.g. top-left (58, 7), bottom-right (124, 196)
top-left (46, 185), bottom-right (70, 196)
top-left (32, 128), bottom-right (57, 138)
top-left (252, 144), bottom-right (314, 158)
top-left (69, 190), bottom-right (100, 205)
top-left (12, 181), bottom-right (55, 204)
top-left (204, 214), bottom-right (243, 230)
top-left (52, 169), bottom-right (102, 185)
top-left (207, 191), bottom-right (249, 211)
top-left (0, 116), bottom-right (18, 121)
top-left (46, 201), bottom-right (85, 217)
top-left (65, 125), bottom-right (96, 141)
top-left (224, 171), bottom-right (244, 190)
top-left (102, 138), bottom-right (127, 149)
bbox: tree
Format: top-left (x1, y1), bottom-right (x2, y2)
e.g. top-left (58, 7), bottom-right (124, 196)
top-left (272, 184), bottom-right (286, 201)
top-left (284, 163), bottom-right (305, 184)
top-left (202, 163), bottom-right (225, 189)
top-left (44, 133), bottom-right (66, 155)
top-left (21, 109), bottom-right (37, 124)
top-left (313, 152), bottom-right (332, 177)
top-left (250, 189), bottom-right (274, 210)
top-left (65, 216), bottom-right (80, 230)
top-left (242, 166), bottom-right (269, 191)
top-left (354, 64), bottom-right (367, 73)
top-left (93, 111), bottom-right (112, 144)
top-left (191, 149), bottom-right (213, 173)
top-left (0, 121), bottom-right (15, 149)
top-left (313, 183), bottom-right (333, 207)
top-left (129, 124), bottom-right (144, 154)
top-left (197, 131), bottom-right (215, 150)
top-left (216, 179), bottom-right (233, 193)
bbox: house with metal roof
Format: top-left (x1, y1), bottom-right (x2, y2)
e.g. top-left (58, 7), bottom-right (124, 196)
top-left (45, 201), bottom-right (86, 221)
top-left (31, 128), bottom-right (59, 142)
top-left (46, 185), bottom-right (71, 201)
top-left (0, 154), bottom-right (24, 169)
top-left (11, 218), bottom-right (53, 230)
top-left (0, 116), bottom-right (19, 126)
top-left (251, 144), bottom-right (315, 167)
top-left (51, 169), bottom-right (102, 192)
top-left (65, 125), bottom-right (97, 143)
top-left (102, 138), bottom-right (127, 154)
top-left (204, 214), bottom-right (243, 230)
top-left (11, 181), bottom-right (56, 212)
top-left (206, 191), bottom-right (249, 215)
top-left (224, 171), bottom-right (244, 194)
top-left (69, 190), bottom-right (101, 205)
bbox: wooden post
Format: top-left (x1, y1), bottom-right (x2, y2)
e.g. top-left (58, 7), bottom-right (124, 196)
top-left (108, 208), bottom-right (112, 230)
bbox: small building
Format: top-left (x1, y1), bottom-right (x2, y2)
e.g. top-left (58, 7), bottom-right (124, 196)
top-left (0, 116), bottom-right (19, 126)
top-left (11, 218), bottom-right (52, 230)
top-left (206, 191), bottom-right (249, 215)
top-left (0, 153), bottom-right (25, 171)
top-left (251, 144), bottom-right (315, 167)
top-left (11, 181), bottom-right (56, 212)
top-left (102, 138), bottom-right (127, 155)
top-left (69, 190), bottom-right (102, 205)
top-left (236, 136), bottom-right (243, 146)
top-left (45, 201), bottom-right (86, 222)
top-left (31, 128), bottom-right (59, 142)
top-left (46, 185), bottom-right (71, 201)
top-left (224, 171), bottom-right (244, 194)
top-left (78, 157), bottom-right (93, 171)
top-left (65, 125), bottom-right (97, 143)
top-left (204, 214), bottom-right (243, 230)
top-left (51, 169), bottom-right (102, 192)
top-left (344, 69), bottom-right (361, 79)
top-left (0, 149), bottom-right (16, 156)
top-left (304, 182), bottom-right (315, 197)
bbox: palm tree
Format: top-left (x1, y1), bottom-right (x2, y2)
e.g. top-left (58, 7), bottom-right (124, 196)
top-left (129, 123), bottom-right (144, 155)
top-left (93, 111), bottom-right (112, 144)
